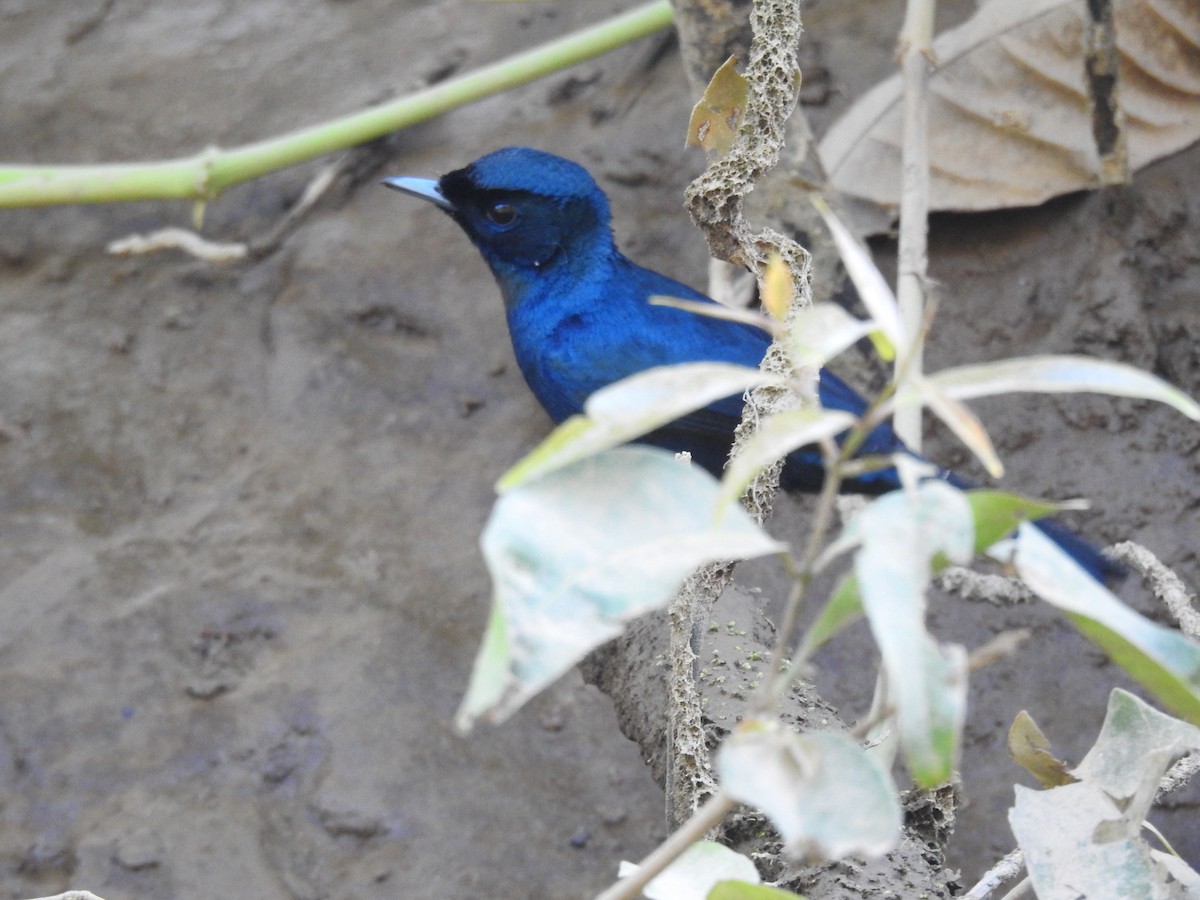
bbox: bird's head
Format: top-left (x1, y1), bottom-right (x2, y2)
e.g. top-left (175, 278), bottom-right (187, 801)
top-left (383, 147), bottom-right (615, 306)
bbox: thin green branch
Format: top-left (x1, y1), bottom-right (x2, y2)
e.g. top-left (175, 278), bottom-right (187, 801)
top-left (0, 0), bottom-right (674, 208)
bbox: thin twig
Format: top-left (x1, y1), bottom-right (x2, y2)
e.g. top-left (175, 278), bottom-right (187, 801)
top-left (106, 228), bottom-right (248, 263)
top-left (105, 162), bottom-right (341, 264)
top-left (1156, 752), bottom-right (1200, 803)
top-left (1107, 541), bottom-right (1200, 640)
top-left (967, 629), bottom-right (1031, 672)
top-left (594, 791), bottom-right (736, 900)
top-left (961, 848), bottom-right (1027, 900)
top-left (247, 163), bottom-right (340, 257)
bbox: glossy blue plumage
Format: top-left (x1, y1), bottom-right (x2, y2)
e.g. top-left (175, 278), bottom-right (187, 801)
top-left (384, 147), bottom-right (1116, 581)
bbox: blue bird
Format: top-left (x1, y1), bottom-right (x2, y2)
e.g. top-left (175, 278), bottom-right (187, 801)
top-left (383, 146), bottom-right (1117, 581)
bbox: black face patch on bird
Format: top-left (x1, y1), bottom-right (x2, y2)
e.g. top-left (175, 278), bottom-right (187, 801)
top-left (435, 162), bottom-right (610, 273)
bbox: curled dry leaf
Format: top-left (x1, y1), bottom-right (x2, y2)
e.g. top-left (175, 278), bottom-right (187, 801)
top-left (1008, 709), bottom-right (1077, 788)
top-left (818, 0), bottom-right (1200, 212)
top-left (686, 55), bottom-right (749, 159)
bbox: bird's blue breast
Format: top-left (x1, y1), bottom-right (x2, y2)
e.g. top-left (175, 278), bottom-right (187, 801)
top-left (505, 254), bottom-right (771, 423)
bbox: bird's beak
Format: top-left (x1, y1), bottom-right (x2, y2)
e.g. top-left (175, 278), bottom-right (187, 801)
top-left (381, 176), bottom-right (454, 211)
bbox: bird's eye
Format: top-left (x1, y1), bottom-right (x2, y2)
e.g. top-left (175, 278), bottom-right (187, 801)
top-left (485, 202), bottom-right (518, 227)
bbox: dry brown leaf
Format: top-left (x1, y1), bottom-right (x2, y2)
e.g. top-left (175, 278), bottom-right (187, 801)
top-left (817, 0), bottom-right (1200, 212)
top-left (686, 55), bottom-right (749, 158)
top-left (1008, 710), bottom-right (1078, 788)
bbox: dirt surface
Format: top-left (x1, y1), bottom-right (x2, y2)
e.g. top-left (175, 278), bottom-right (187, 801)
top-left (0, 1), bottom-right (1197, 898)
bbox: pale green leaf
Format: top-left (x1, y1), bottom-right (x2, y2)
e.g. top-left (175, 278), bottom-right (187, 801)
top-left (913, 355), bottom-right (1200, 420)
top-left (650, 295), bottom-right (777, 333)
top-left (797, 490), bottom-right (1064, 663)
top-left (811, 195), bottom-right (902, 358)
top-left (1013, 523), bottom-right (1200, 724)
top-left (585, 363), bottom-right (772, 423)
top-left (854, 482), bottom-right (973, 785)
top-left (716, 722), bottom-right (901, 861)
top-left (459, 601), bottom-right (509, 721)
top-left (913, 377), bottom-right (1003, 478)
top-left (1073, 689), bottom-right (1200, 799)
top-left (498, 363), bottom-right (778, 491)
top-left (1012, 781), bottom-right (1181, 900)
top-left (716, 408), bottom-right (856, 515)
top-left (459, 447), bottom-right (784, 730)
top-left (965, 491), bottom-right (1065, 552)
top-left (782, 303), bottom-right (874, 369)
top-left (1011, 691), bottom-right (1200, 900)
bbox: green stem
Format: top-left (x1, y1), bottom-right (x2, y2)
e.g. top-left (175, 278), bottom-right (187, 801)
top-left (0, 0), bottom-right (674, 208)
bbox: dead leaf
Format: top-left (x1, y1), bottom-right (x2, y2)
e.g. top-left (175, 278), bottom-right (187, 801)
top-left (1008, 709), bottom-right (1078, 788)
top-left (686, 56), bottom-right (749, 158)
top-left (818, 0), bottom-right (1200, 212)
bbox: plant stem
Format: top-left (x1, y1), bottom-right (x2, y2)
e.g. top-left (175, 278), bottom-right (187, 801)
top-left (893, 0), bottom-right (935, 448)
top-left (0, 0), bottom-right (674, 208)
